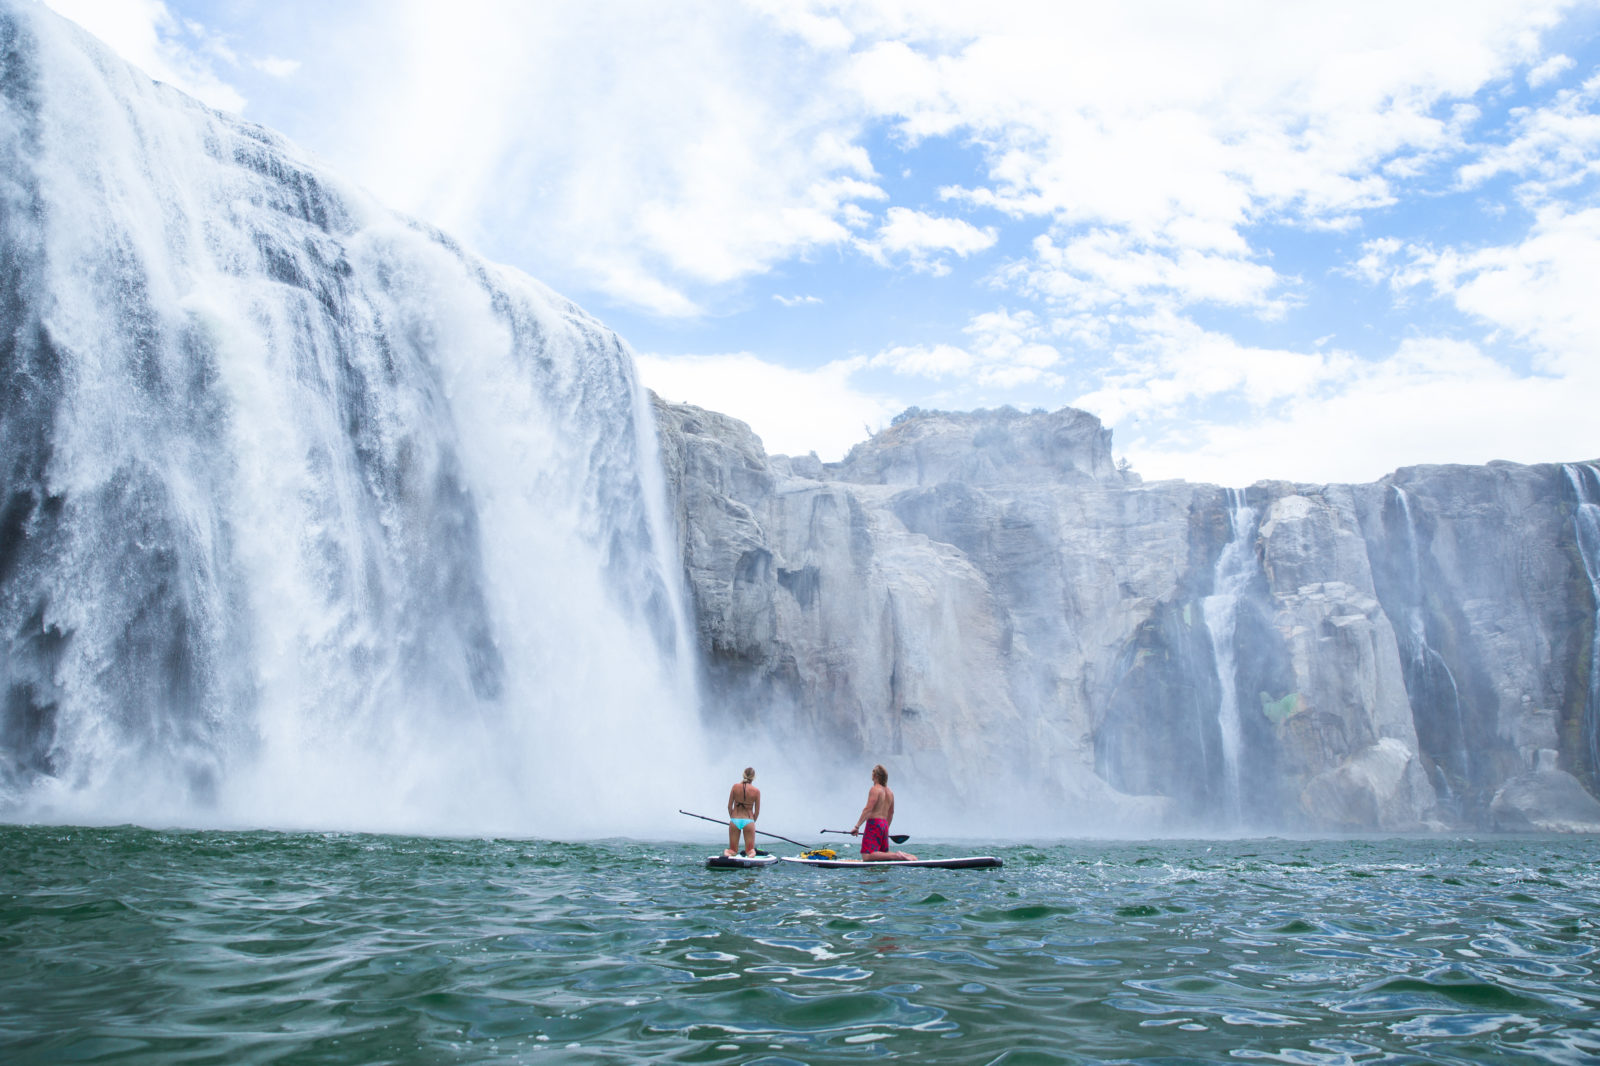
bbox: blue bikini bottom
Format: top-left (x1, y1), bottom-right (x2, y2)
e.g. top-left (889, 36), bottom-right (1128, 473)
top-left (729, 818), bottom-right (754, 830)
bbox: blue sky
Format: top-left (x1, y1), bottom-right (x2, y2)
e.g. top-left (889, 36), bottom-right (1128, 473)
top-left (44, 0), bottom-right (1600, 485)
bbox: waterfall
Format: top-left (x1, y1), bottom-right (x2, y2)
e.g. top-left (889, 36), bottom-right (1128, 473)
top-left (1563, 464), bottom-right (1600, 780)
top-left (0, 4), bottom-right (707, 835)
top-left (1201, 488), bottom-right (1258, 822)
top-left (1389, 486), bottom-right (1468, 790)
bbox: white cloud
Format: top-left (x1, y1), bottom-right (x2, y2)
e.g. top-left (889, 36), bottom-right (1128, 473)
top-left (66, 0), bottom-right (1578, 333)
top-left (871, 306), bottom-right (1063, 387)
top-left (1123, 336), bottom-right (1589, 485)
top-left (1528, 53), bottom-right (1575, 87)
top-left (849, 2), bottom-right (1565, 231)
top-left (1072, 313), bottom-right (1354, 426)
top-left (304, 1), bottom-right (889, 316)
top-left (38, 0), bottom-right (1598, 491)
top-left (842, 1), bottom-right (1568, 324)
top-left (1013, 228), bottom-right (1286, 317)
top-left (1458, 73), bottom-right (1600, 199)
top-left (1115, 201), bottom-right (1600, 484)
top-left (634, 352), bottom-right (899, 460)
top-left (744, 0), bottom-right (855, 51)
top-left (253, 56), bottom-right (301, 79)
top-left (44, 0), bottom-right (247, 112)
top-left (873, 342), bottom-right (975, 378)
top-left (860, 206), bottom-right (997, 274)
top-left (1357, 206), bottom-right (1600, 375)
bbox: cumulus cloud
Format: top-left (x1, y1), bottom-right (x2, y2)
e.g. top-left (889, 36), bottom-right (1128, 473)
top-left (1012, 228), bottom-right (1287, 318)
top-left (1458, 73), bottom-right (1600, 200)
top-left (300, 1), bottom-right (893, 317)
top-left (1354, 206), bottom-right (1600, 375)
top-left (855, 3), bottom-right (1563, 227)
top-left (872, 342), bottom-right (975, 378)
top-left (253, 56), bottom-right (301, 79)
top-left (1528, 53), bottom-right (1576, 87)
top-left (1123, 336), bottom-right (1588, 486)
top-left (634, 352), bottom-right (900, 460)
top-left (1122, 205), bottom-right (1600, 484)
top-left (872, 307), bottom-right (1063, 388)
top-left (1071, 313), bottom-right (1354, 426)
top-left (42, 0), bottom-right (1598, 489)
top-left (860, 206), bottom-right (997, 274)
top-left (64, 0), bottom-right (1580, 331)
top-left (844, 1), bottom-right (1567, 326)
top-left (44, 0), bottom-right (247, 112)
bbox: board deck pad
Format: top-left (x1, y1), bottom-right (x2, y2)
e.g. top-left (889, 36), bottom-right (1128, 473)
top-left (780, 855), bottom-right (1002, 869)
top-left (706, 853), bottom-right (779, 869)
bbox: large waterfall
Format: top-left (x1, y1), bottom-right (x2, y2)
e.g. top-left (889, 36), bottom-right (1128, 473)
top-left (0, 3), bottom-right (708, 835)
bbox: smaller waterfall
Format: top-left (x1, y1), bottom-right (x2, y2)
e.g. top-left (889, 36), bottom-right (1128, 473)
top-left (1563, 464), bottom-right (1600, 778)
top-left (1391, 486), bottom-right (1468, 789)
top-left (1201, 489), bottom-right (1258, 822)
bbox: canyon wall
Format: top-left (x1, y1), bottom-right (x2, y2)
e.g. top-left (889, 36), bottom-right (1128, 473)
top-left (655, 398), bottom-right (1600, 833)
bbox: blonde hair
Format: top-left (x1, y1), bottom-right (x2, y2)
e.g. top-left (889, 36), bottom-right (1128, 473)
top-left (872, 764), bottom-right (887, 785)
top-left (742, 767), bottom-right (755, 783)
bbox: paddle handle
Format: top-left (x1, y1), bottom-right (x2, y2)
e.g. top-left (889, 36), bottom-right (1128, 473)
top-left (821, 828), bottom-right (910, 843)
top-left (678, 810), bottom-right (810, 849)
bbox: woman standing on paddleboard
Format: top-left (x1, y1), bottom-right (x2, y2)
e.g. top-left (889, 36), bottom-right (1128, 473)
top-left (724, 768), bottom-right (761, 857)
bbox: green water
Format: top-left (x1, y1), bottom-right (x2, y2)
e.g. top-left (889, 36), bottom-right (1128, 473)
top-left (2, 828), bottom-right (1597, 1064)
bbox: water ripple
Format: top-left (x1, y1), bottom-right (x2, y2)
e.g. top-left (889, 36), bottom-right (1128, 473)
top-left (2, 829), bottom-right (1599, 1063)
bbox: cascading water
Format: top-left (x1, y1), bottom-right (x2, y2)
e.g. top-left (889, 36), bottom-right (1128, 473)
top-left (1563, 463), bottom-right (1600, 780)
top-left (1389, 485), bottom-right (1468, 792)
top-left (1200, 488), bottom-right (1258, 823)
top-left (0, 3), bottom-right (708, 835)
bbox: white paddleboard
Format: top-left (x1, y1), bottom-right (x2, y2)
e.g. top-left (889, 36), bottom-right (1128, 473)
top-left (706, 853), bottom-right (779, 869)
top-left (780, 855), bottom-right (1002, 869)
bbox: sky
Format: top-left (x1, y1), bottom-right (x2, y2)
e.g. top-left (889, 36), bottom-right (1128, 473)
top-left (41, 0), bottom-right (1600, 486)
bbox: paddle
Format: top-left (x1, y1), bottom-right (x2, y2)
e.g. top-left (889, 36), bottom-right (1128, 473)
top-left (678, 809), bottom-right (813, 849)
top-left (821, 828), bottom-right (911, 844)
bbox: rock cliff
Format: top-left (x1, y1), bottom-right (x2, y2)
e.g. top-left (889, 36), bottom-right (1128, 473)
top-left (653, 398), bottom-right (1600, 833)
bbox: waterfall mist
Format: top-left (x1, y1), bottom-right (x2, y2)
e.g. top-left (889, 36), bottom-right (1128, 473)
top-left (0, 4), bottom-right (710, 837)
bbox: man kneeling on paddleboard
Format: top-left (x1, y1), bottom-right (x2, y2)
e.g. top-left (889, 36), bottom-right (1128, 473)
top-left (850, 764), bottom-right (916, 861)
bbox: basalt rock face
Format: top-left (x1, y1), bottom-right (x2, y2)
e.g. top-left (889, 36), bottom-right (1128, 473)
top-left (653, 398), bottom-right (1600, 833)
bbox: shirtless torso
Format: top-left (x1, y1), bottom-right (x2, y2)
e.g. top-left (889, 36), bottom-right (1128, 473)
top-left (860, 783), bottom-right (893, 822)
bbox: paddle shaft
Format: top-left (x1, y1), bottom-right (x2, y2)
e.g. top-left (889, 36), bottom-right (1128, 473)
top-left (678, 809), bottom-right (812, 849)
top-left (821, 828), bottom-right (910, 844)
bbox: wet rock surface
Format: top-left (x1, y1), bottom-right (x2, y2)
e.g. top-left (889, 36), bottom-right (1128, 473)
top-left (654, 396), bottom-right (1600, 832)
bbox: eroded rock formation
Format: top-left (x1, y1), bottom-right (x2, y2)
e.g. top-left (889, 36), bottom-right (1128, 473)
top-left (653, 398), bottom-right (1600, 833)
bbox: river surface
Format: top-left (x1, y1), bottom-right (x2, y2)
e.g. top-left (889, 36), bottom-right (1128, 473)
top-left (2, 827), bottom-right (1597, 1064)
